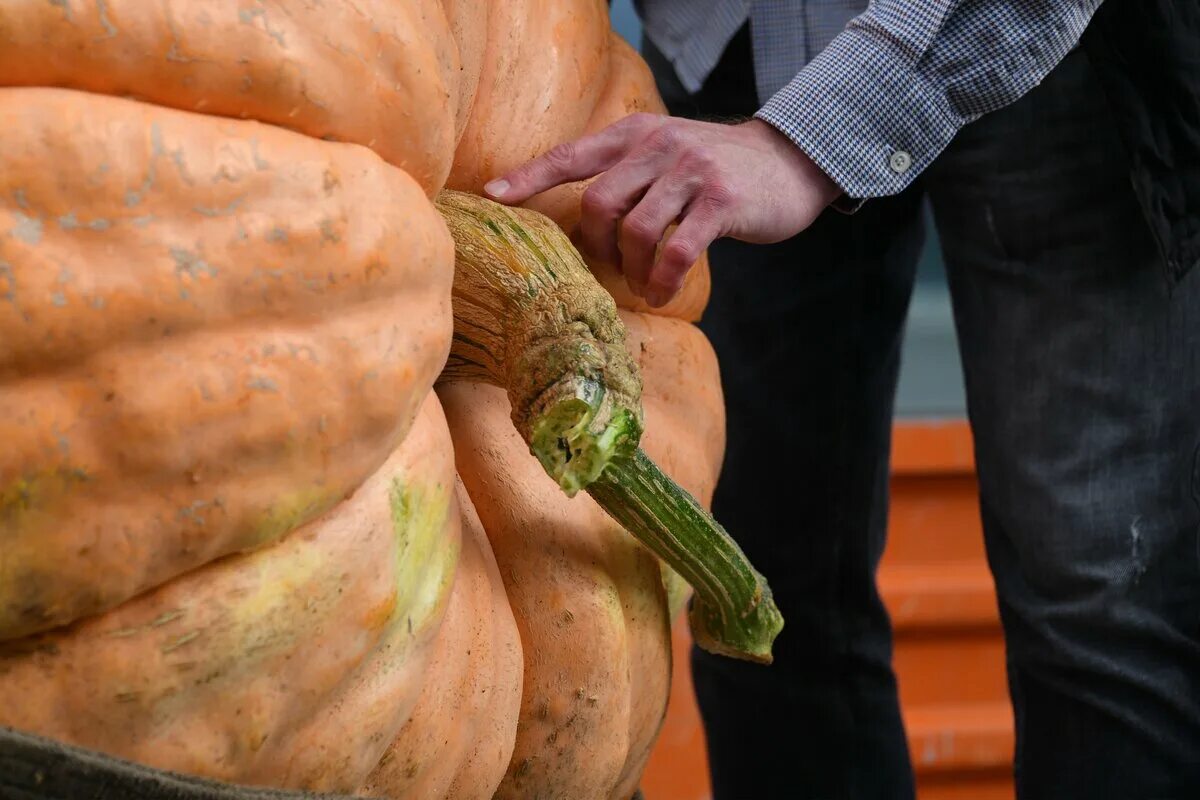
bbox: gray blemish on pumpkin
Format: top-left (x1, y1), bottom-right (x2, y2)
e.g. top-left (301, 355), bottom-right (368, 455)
top-left (11, 213), bottom-right (43, 245)
top-left (54, 429), bottom-right (70, 456)
top-left (89, 162), bottom-right (112, 181)
top-left (12, 189), bottom-right (29, 210)
top-left (57, 213), bottom-right (110, 232)
top-left (50, 292), bottom-right (67, 307)
top-left (131, 214), bottom-right (155, 227)
top-left (95, 0), bottom-right (118, 38)
top-left (266, 226), bottom-right (289, 243)
top-left (0, 261), bottom-right (15, 303)
top-left (246, 375), bottom-right (279, 393)
top-left (249, 138), bottom-right (271, 171)
top-left (177, 500), bottom-right (211, 526)
top-left (124, 126), bottom-right (162, 207)
top-left (238, 6), bottom-right (288, 48)
top-left (253, 266), bottom-right (285, 281)
top-left (47, 0), bottom-right (71, 22)
top-left (57, 265), bottom-right (73, 284)
top-left (90, 296), bottom-right (106, 309)
top-left (148, 122), bottom-right (194, 185)
top-left (169, 148), bottom-right (193, 184)
top-left (192, 196), bottom-right (245, 218)
top-left (319, 218), bottom-right (341, 244)
top-left (286, 342), bottom-right (319, 363)
top-left (163, 8), bottom-right (197, 64)
top-left (170, 247), bottom-right (218, 279)
top-left (150, 122), bottom-right (166, 157)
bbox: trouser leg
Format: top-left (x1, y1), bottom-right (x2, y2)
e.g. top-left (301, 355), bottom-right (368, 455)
top-left (928, 48), bottom-right (1200, 799)
top-left (693, 191), bottom-right (924, 800)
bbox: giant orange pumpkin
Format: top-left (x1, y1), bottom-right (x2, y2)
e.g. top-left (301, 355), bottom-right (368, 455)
top-left (0, 3), bottom-right (778, 798)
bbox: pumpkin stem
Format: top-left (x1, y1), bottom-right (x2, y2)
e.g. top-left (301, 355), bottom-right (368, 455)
top-left (590, 450), bottom-right (783, 664)
top-left (435, 190), bottom-right (782, 662)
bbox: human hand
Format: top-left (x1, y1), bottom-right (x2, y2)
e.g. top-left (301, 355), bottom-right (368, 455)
top-left (484, 114), bottom-right (842, 307)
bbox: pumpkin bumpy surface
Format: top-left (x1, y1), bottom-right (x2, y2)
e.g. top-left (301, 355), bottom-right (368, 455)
top-left (0, 395), bottom-right (461, 792)
top-left (0, 87), bottom-right (453, 641)
top-left (0, 0), bottom-right (465, 194)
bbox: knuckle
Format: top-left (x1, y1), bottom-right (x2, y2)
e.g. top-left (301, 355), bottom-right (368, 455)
top-left (700, 182), bottom-right (736, 210)
top-left (580, 184), bottom-right (616, 218)
top-left (625, 112), bottom-right (659, 132)
top-left (662, 239), bottom-right (697, 269)
top-left (646, 124), bottom-right (680, 152)
top-left (679, 146), bottom-right (716, 173)
top-left (543, 141), bottom-right (577, 171)
top-left (622, 213), bottom-right (659, 246)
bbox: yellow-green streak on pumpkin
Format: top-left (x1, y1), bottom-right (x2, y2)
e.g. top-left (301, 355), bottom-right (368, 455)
top-left (0, 467), bottom-right (89, 526)
top-left (249, 486), bottom-right (341, 550)
top-left (387, 477), bottom-right (458, 640)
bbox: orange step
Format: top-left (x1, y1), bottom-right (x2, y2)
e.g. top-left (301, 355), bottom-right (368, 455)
top-left (641, 421), bottom-right (1015, 800)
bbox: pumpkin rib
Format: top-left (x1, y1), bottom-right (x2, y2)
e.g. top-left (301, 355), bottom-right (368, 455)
top-left (0, 394), bottom-right (461, 792)
top-left (0, 0), bottom-right (462, 194)
top-left (440, 380), bottom-right (648, 799)
top-left (0, 87), bottom-right (453, 641)
top-left (360, 478), bottom-right (523, 800)
top-left (448, 0), bottom-right (612, 194)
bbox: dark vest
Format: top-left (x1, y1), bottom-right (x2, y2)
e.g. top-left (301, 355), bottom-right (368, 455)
top-left (1083, 0), bottom-right (1200, 283)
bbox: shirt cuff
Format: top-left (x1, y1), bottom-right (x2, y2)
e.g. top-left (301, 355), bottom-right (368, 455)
top-left (755, 26), bottom-right (963, 199)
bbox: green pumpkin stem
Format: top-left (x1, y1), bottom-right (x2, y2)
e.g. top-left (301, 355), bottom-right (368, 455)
top-left (435, 190), bottom-right (783, 663)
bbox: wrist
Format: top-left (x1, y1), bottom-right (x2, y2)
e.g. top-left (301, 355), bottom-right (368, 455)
top-left (742, 118), bottom-right (843, 207)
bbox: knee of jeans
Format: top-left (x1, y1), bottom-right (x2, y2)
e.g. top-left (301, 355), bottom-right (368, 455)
top-left (985, 496), bottom-right (1200, 664)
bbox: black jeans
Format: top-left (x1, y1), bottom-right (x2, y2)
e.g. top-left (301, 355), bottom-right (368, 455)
top-left (647, 29), bottom-right (1200, 800)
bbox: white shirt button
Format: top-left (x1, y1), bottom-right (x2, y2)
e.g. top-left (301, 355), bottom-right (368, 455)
top-left (889, 150), bottom-right (913, 174)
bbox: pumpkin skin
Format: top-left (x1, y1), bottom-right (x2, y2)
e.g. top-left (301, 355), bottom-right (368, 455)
top-left (0, 394), bottom-right (460, 792)
top-left (438, 310), bottom-right (723, 800)
top-left (360, 479), bottom-right (523, 800)
top-left (440, 0), bottom-right (490, 147)
top-left (0, 0), bottom-right (462, 194)
top-left (0, 87), bottom-right (453, 640)
top-left (448, 0), bottom-right (612, 194)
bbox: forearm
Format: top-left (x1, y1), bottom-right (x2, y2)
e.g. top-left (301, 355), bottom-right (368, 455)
top-left (757, 0), bottom-right (1104, 198)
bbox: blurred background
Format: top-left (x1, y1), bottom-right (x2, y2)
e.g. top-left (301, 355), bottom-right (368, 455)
top-left (609, 5), bottom-right (1013, 800)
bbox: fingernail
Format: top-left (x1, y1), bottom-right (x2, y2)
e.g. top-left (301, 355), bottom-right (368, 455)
top-left (645, 289), bottom-right (666, 308)
top-left (484, 178), bottom-right (510, 198)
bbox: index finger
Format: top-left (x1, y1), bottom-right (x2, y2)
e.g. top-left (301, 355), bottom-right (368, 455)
top-left (484, 114), bottom-right (659, 204)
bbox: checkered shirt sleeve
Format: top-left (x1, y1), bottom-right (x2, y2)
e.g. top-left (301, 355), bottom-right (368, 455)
top-left (755, 1), bottom-right (1104, 199)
